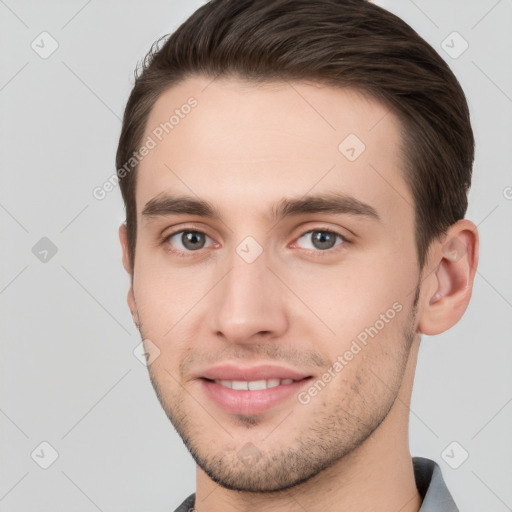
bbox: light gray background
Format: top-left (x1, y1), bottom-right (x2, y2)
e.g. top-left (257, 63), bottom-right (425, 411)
top-left (1, 1), bottom-right (511, 511)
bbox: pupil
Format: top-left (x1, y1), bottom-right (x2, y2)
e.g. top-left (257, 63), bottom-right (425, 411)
top-left (182, 231), bottom-right (205, 250)
top-left (313, 231), bottom-right (335, 250)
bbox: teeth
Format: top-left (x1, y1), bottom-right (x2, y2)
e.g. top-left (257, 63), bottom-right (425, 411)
top-left (267, 378), bottom-right (280, 388)
top-left (214, 378), bottom-right (297, 390)
top-left (248, 380), bottom-right (267, 391)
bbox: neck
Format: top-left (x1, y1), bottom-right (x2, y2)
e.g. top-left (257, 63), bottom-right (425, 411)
top-left (194, 339), bottom-right (422, 512)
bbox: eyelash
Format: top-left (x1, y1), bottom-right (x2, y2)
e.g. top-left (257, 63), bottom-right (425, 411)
top-left (162, 227), bottom-right (349, 258)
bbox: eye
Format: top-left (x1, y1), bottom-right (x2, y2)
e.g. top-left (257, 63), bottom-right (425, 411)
top-left (166, 230), bottom-right (214, 252)
top-left (294, 229), bottom-right (345, 251)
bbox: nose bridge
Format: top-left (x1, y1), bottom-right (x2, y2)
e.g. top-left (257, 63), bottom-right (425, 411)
top-left (210, 243), bottom-right (288, 343)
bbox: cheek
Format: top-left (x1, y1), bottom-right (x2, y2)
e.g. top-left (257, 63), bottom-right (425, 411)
top-left (132, 250), bottom-right (218, 344)
top-left (132, 229), bottom-right (418, 348)
top-left (288, 253), bottom-right (416, 344)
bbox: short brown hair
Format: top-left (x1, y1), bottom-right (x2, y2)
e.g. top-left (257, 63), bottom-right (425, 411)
top-left (116, 0), bottom-right (474, 270)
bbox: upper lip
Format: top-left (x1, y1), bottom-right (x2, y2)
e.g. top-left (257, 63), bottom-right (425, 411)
top-left (198, 364), bottom-right (312, 382)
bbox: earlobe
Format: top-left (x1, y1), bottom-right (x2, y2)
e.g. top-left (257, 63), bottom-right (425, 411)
top-left (418, 220), bottom-right (479, 335)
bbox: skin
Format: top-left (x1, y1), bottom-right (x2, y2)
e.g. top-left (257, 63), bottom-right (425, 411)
top-left (119, 76), bottom-right (478, 512)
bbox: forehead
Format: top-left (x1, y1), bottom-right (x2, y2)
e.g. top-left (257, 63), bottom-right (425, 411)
top-left (136, 76), bottom-right (413, 226)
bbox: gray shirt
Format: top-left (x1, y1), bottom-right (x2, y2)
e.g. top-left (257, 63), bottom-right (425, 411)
top-left (173, 457), bottom-right (458, 512)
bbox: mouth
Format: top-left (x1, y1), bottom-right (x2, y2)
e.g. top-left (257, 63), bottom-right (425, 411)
top-left (199, 376), bottom-right (313, 415)
top-left (204, 377), bottom-right (305, 390)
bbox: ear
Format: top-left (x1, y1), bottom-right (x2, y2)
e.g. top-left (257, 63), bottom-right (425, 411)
top-left (417, 219), bottom-right (479, 335)
top-left (119, 223), bottom-right (133, 275)
top-left (119, 223), bottom-right (137, 321)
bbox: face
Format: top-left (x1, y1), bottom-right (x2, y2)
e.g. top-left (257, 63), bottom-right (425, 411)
top-left (123, 77), bottom-right (423, 491)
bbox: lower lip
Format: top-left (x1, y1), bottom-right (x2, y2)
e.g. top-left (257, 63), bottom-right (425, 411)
top-left (200, 378), bottom-right (311, 415)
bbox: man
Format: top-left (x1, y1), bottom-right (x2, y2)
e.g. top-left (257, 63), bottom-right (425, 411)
top-left (116, 0), bottom-right (478, 510)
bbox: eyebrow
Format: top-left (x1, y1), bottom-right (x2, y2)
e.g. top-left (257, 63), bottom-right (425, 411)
top-left (141, 192), bottom-right (380, 222)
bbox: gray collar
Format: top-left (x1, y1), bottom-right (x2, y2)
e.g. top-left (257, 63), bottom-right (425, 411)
top-left (415, 457), bottom-right (459, 511)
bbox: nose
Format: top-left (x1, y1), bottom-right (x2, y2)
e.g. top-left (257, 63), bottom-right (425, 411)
top-left (209, 250), bottom-right (289, 345)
